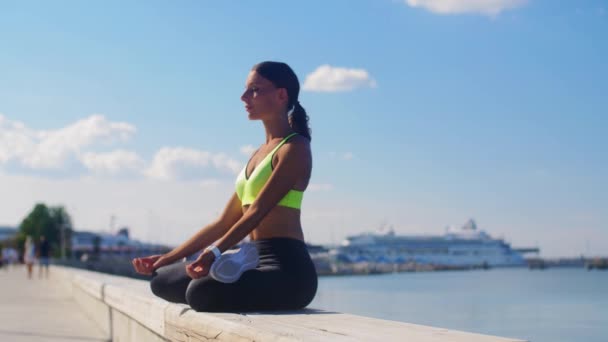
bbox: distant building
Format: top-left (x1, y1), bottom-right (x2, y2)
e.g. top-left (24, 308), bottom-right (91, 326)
top-left (0, 226), bottom-right (17, 242)
top-left (71, 227), bottom-right (169, 256)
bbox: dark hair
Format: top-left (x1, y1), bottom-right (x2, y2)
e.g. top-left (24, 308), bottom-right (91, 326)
top-left (252, 61), bottom-right (311, 141)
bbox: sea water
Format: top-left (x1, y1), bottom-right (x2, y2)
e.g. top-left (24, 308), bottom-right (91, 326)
top-left (310, 268), bottom-right (608, 342)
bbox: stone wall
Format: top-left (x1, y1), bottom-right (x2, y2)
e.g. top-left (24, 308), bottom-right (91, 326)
top-left (52, 266), bottom-right (526, 342)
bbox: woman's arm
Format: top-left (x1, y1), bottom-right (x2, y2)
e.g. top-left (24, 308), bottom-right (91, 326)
top-left (160, 192), bottom-right (244, 263)
top-left (134, 191), bottom-right (244, 275)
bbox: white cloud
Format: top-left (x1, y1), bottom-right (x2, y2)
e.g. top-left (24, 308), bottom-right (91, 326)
top-left (0, 114), bottom-right (29, 164)
top-left (0, 114), bottom-right (247, 182)
top-left (240, 144), bottom-right (256, 156)
top-left (303, 65), bottom-right (377, 92)
top-left (144, 147), bottom-right (242, 181)
top-left (405, 0), bottom-right (527, 16)
top-left (211, 153), bottom-right (242, 174)
top-left (0, 114), bottom-right (136, 169)
top-left (342, 152), bottom-right (355, 161)
top-left (80, 150), bottom-right (145, 175)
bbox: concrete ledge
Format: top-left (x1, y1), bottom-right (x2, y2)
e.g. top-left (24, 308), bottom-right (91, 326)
top-left (104, 281), bottom-right (169, 337)
top-left (53, 265), bottom-right (527, 342)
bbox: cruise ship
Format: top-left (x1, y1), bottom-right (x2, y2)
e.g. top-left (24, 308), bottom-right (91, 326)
top-left (336, 219), bottom-right (537, 267)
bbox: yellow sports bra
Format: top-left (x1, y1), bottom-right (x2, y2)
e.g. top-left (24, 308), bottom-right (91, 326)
top-left (235, 133), bottom-right (304, 209)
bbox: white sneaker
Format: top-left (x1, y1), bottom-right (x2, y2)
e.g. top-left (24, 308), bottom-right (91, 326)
top-left (209, 243), bottom-right (259, 283)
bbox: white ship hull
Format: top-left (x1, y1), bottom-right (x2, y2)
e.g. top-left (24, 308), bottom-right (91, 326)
top-left (335, 220), bottom-right (530, 268)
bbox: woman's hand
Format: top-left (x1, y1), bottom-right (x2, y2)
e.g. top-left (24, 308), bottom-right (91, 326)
top-left (185, 250), bottom-right (216, 279)
top-left (132, 254), bottom-right (170, 275)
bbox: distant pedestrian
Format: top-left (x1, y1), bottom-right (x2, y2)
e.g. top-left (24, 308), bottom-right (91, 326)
top-left (38, 235), bottom-right (51, 278)
top-left (0, 245), bottom-right (4, 270)
top-left (2, 247), bottom-right (17, 270)
top-left (24, 235), bottom-right (36, 279)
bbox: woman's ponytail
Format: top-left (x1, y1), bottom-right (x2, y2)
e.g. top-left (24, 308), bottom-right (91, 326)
top-left (289, 101), bottom-right (311, 141)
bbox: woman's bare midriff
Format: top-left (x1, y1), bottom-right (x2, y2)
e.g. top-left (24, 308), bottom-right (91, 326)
top-left (245, 205), bottom-right (305, 241)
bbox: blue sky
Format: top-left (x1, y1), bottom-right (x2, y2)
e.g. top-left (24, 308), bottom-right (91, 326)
top-left (1, 0), bottom-right (606, 257)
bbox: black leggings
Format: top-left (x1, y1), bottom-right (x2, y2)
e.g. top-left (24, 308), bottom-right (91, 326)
top-left (150, 237), bottom-right (318, 312)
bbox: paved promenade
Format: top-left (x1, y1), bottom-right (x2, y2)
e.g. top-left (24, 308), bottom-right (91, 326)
top-left (0, 266), bottom-right (108, 342)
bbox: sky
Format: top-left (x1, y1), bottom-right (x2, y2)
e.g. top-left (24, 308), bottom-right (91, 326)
top-left (1, 0), bottom-right (606, 257)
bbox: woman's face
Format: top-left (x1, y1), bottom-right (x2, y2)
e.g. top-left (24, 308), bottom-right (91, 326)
top-left (241, 70), bottom-right (287, 120)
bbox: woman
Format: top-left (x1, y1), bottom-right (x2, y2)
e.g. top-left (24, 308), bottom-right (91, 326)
top-left (132, 61), bottom-right (317, 312)
top-left (24, 235), bottom-right (36, 279)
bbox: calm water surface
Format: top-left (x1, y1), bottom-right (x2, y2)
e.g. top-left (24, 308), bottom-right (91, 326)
top-left (310, 268), bottom-right (608, 342)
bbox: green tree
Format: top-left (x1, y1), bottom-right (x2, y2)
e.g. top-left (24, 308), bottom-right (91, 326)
top-left (49, 206), bottom-right (73, 257)
top-left (18, 203), bottom-right (73, 258)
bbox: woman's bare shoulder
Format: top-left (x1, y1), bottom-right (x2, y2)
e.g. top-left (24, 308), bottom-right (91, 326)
top-left (279, 134), bottom-right (311, 158)
top-left (273, 134), bottom-right (311, 167)
top-left (287, 134), bottom-right (311, 149)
